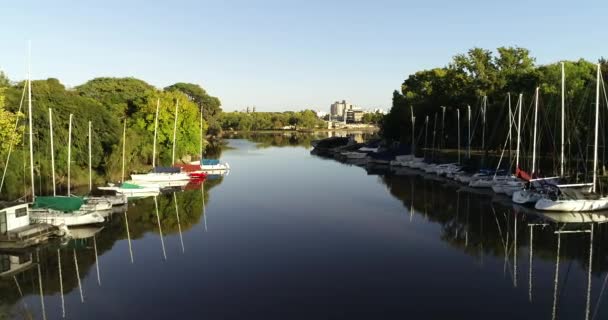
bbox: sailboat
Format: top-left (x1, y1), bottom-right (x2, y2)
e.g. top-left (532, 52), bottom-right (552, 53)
top-left (20, 54), bottom-right (104, 227)
top-left (0, 69), bottom-right (65, 248)
top-left (511, 86), bottom-right (555, 204)
top-left (491, 94), bottom-right (526, 195)
top-left (98, 181), bottom-right (160, 199)
top-left (83, 121), bottom-right (128, 207)
top-left (131, 99), bottom-right (191, 182)
top-left (535, 64), bottom-right (608, 212)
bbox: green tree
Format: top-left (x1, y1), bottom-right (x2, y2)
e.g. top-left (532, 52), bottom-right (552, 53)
top-left (0, 88), bottom-right (23, 154)
top-left (165, 82), bottom-right (222, 136)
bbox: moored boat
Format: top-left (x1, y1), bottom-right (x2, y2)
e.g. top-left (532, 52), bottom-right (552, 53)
top-left (29, 196), bottom-right (105, 227)
top-left (0, 202), bottom-right (66, 250)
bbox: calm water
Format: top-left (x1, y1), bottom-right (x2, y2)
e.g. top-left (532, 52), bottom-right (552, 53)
top-left (2, 133), bottom-right (608, 320)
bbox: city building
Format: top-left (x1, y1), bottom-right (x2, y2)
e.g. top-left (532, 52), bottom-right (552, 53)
top-left (330, 100), bottom-right (363, 122)
top-left (346, 109), bottom-right (364, 123)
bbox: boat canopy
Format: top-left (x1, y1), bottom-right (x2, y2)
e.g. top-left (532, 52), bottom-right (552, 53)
top-left (33, 196), bottom-right (84, 212)
top-left (121, 182), bottom-right (144, 189)
top-left (152, 166), bottom-right (181, 173)
top-left (201, 159), bottom-right (220, 166)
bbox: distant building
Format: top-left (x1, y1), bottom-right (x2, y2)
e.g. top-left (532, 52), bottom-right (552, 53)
top-left (316, 110), bottom-right (328, 118)
top-left (330, 100), bottom-right (362, 122)
top-left (346, 109), bottom-right (364, 123)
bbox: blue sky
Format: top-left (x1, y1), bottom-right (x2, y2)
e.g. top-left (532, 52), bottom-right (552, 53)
top-left (0, 0), bottom-right (605, 111)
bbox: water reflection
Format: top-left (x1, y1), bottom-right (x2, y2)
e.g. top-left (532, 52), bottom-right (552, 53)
top-left (3, 135), bottom-right (608, 319)
top-left (0, 175), bottom-right (223, 319)
top-left (376, 168), bottom-right (608, 320)
top-left (225, 131), bottom-right (378, 149)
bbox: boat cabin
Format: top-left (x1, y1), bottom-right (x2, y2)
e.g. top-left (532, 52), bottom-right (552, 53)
top-left (0, 203), bottom-right (30, 235)
top-left (0, 202), bottom-right (62, 249)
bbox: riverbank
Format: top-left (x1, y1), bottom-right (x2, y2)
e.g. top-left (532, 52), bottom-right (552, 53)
top-left (220, 126), bottom-right (379, 136)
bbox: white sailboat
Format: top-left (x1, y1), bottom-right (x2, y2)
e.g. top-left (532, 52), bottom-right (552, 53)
top-left (512, 87), bottom-right (544, 204)
top-left (491, 94), bottom-right (526, 195)
top-left (535, 64), bottom-right (608, 212)
top-left (98, 181), bottom-right (160, 198)
top-left (21, 49), bottom-right (104, 227)
top-left (132, 99), bottom-right (191, 182)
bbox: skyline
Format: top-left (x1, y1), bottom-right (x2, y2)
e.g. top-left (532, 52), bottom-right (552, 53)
top-left (0, 0), bottom-right (606, 111)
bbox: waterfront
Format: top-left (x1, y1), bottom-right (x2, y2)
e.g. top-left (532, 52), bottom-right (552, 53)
top-left (2, 134), bottom-right (608, 319)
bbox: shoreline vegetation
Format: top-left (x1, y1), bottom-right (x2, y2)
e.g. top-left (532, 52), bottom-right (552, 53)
top-left (220, 126), bottom-right (379, 135)
top-left (0, 75), bottom-right (222, 200)
top-left (379, 46), bottom-right (608, 178)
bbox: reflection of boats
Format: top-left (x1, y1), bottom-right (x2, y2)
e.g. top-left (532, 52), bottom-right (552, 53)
top-left (537, 211), bottom-right (608, 224)
top-left (30, 196), bottom-right (105, 227)
top-left (69, 226), bottom-right (104, 240)
top-left (0, 252), bottom-right (35, 278)
top-left (1, 202), bottom-right (65, 249)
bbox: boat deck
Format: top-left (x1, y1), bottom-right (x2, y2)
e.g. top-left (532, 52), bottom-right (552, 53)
top-left (0, 223), bottom-right (60, 249)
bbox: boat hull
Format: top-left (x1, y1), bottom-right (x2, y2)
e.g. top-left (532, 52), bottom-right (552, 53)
top-left (29, 210), bottom-right (105, 227)
top-left (131, 173), bottom-right (190, 182)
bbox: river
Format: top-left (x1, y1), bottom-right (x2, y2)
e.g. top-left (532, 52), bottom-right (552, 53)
top-left (1, 133), bottom-right (607, 320)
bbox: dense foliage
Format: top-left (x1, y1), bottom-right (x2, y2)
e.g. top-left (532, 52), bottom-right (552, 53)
top-left (382, 46), bottom-right (608, 174)
top-left (0, 76), bottom-right (221, 199)
top-left (219, 110), bottom-right (325, 131)
top-left (361, 111), bottom-right (384, 125)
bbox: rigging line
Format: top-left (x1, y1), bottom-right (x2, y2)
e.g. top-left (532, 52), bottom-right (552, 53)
top-left (592, 272), bottom-right (608, 320)
top-left (484, 95), bottom-right (511, 155)
top-left (468, 97), bottom-right (485, 149)
top-left (0, 83), bottom-right (27, 193)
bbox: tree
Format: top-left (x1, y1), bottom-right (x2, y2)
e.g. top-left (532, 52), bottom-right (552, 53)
top-left (0, 71), bottom-right (9, 87)
top-left (0, 89), bottom-right (23, 154)
top-left (76, 77), bottom-right (156, 115)
top-left (165, 82), bottom-right (222, 136)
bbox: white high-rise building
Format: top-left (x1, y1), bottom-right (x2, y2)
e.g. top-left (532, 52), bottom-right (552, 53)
top-left (330, 100), bottom-right (360, 121)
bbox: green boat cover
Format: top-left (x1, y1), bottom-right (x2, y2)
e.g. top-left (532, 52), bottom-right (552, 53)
top-left (121, 182), bottom-right (144, 189)
top-left (33, 196), bottom-right (84, 212)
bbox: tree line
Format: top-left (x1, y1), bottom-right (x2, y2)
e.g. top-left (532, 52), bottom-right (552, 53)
top-left (219, 110), bottom-right (326, 131)
top-left (0, 74), bottom-right (221, 199)
top-left (381, 47), bottom-right (608, 175)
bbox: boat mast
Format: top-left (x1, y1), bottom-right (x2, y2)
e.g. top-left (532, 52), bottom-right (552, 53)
top-left (121, 120), bottom-right (126, 182)
top-left (88, 121), bottom-right (92, 191)
top-left (27, 41), bottom-right (35, 200)
top-left (152, 98), bottom-right (160, 168)
top-left (67, 114), bottom-right (73, 196)
top-left (440, 106), bottom-right (446, 150)
top-left (199, 104), bottom-right (203, 159)
top-left (593, 64), bottom-right (600, 193)
top-left (424, 116), bottom-right (429, 159)
top-left (410, 106), bottom-right (415, 155)
top-left (515, 94), bottom-right (523, 171)
top-left (171, 99), bottom-right (179, 164)
top-left (457, 108), bottom-right (461, 164)
top-left (432, 113), bottom-right (437, 160)
top-left (532, 88), bottom-right (539, 176)
top-left (467, 105), bottom-right (471, 159)
top-left (561, 62), bottom-right (566, 177)
top-left (49, 108), bottom-right (56, 196)
top-left (482, 97), bottom-right (487, 152)
top-left (508, 93), bottom-right (512, 170)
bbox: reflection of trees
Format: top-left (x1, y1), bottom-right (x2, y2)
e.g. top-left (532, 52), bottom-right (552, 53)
top-left (230, 131), bottom-right (380, 149)
top-left (0, 176), bottom-right (224, 310)
top-left (379, 172), bottom-right (608, 274)
top-left (226, 132), bottom-right (326, 149)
